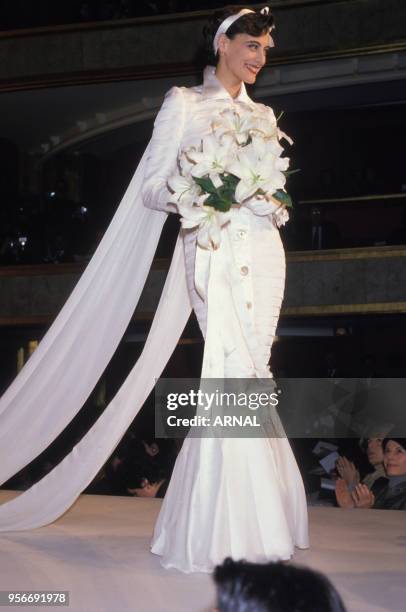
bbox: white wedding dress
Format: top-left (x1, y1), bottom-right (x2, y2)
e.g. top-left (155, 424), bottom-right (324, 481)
top-left (143, 67), bottom-right (309, 573)
top-left (0, 66), bottom-right (308, 563)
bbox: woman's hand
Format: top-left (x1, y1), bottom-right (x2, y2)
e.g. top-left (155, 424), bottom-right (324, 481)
top-left (335, 478), bottom-right (355, 508)
top-left (351, 483), bottom-right (375, 509)
top-left (336, 456), bottom-right (360, 486)
top-left (264, 193), bottom-right (289, 227)
top-left (244, 193), bottom-right (289, 227)
top-left (264, 192), bottom-right (286, 213)
top-left (128, 478), bottom-right (165, 498)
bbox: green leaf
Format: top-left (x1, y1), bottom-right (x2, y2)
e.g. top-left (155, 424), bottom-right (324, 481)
top-left (205, 195), bottom-right (231, 212)
top-left (283, 168), bottom-right (301, 176)
top-left (273, 189), bottom-right (293, 208)
top-left (222, 173), bottom-right (239, 189)
top-left (193, 176), bottom-right (217, 194)
top-left (192, 172), bottom-right (240, 212)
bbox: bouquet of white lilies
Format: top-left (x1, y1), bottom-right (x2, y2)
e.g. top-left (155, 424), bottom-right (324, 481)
top-left (168, 106), bottom-right (297, 250)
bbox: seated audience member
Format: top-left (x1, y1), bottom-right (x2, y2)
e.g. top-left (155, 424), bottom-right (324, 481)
top-left (125, 437), bottom-right (176, 498)
top-left (213, 557), bottom-right (347, 612)
top-left (336, 436), bottom-right (386, 490)
top-left (127, 476), bottom-right (168, 498)
top-left (336, 437), bottom-right (406, 510)
top-left (126, 463), bottom-right (169, 498)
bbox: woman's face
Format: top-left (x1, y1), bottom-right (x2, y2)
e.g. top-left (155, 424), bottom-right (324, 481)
top-left (367, 437), bottom-right (384, 467)
top-left (384, 440), bottom-right (406, 476)
top-left (218, 31), bottom-right (271, 84)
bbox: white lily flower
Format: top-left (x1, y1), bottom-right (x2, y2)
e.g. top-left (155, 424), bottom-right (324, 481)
top-left (187, 134), bottom-right (235, 179)
top-left (210, 173), bottom-right (223, 188)
top-left (212, 108), bottom-right (256, 145)
top-left (249, 116), bottom-right (279, 141)
top-left (277, 128), bottom-right (294, 145)
top-left (250, 135), bottom-right (284, 159)
top-left (179, 147), bottom-right (198, 175)
top-left (227, 141), bottom-right (289, 203)
top-left (178, 202), bottom-right (231, 250)
top-left (168, 173), bottom-right (202, 206)
top-left (247, 109), bottom-right (293, 145)
top-left (274, 207), bottom-right (290, 227)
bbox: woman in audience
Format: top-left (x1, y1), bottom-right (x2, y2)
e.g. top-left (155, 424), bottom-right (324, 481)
top-left (336, 437), bottom-right (406, 510)
top-left (336, 435), bottom-right (386, 490)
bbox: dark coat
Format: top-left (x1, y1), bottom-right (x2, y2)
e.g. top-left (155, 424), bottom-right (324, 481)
top-left (372, 477), bottom-right (406, 510)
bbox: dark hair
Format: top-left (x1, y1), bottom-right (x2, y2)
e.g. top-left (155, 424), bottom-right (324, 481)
top-left (214, 558), bottom-right (347, 612)
top-left (359, 434), bottom-right (385, 454)
top-left (204, 5), bottom-right (275, 66)
top-left (383, 437), bottom-right (406, 451)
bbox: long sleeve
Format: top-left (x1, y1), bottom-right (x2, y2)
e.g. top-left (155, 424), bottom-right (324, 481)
top-left (142, 86), bottom-right (186, 212)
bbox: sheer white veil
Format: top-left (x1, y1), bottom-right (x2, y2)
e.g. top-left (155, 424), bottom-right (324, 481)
top-left (0, 142), bottom-right (191, 530)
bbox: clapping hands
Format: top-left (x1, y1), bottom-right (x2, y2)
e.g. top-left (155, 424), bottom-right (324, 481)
top-left (335, 479), bottom-right (375, 509)
top-left (351, 483), bottom-right (375, 508)
top-left (336, 456), bottom-right (360, 486)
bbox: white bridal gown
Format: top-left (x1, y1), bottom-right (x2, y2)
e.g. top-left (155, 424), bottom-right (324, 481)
top-left (143, 66), bottom-right (309, 573)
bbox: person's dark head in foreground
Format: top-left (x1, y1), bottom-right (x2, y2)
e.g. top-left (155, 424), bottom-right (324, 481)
top-left (213, 558), bottom-right (347, 612)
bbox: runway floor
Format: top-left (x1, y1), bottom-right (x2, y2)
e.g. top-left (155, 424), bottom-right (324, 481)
top-left (0, 490), bottom-right (405, 612)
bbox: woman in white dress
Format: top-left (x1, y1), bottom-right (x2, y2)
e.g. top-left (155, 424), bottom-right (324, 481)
top-left (0, 4), bottom-right (308, 568)
top-left (142, 6), bottom-right (309, 573)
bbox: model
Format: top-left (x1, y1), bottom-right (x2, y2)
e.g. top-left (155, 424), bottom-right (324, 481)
top-left (145, 6), bottom-right (309, 573)
top-left (0, 7), bottom-right (308, 569)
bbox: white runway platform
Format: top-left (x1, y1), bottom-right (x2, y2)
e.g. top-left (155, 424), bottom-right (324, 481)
top-left (0, 490), bottom-right (405, 612)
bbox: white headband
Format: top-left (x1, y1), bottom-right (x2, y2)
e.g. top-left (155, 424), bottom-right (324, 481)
top-left (212, 6), bottom-right (274, 54)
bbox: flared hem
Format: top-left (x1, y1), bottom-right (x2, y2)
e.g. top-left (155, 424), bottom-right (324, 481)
top-left (150, 543), bottom-right (310, 574)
